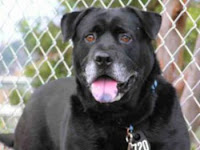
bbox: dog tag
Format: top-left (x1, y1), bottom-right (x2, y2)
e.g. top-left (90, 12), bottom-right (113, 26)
top-left (126, 131), bottom-right (151, 150)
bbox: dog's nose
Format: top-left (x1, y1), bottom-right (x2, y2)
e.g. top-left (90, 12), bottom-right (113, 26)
top-left (94, 52), bottom-right (112, 66)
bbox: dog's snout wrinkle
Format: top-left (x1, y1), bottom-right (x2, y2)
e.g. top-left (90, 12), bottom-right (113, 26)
top-left (94, 51), bottom-right (112, 66)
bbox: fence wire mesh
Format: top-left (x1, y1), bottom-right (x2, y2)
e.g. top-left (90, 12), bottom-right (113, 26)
top-left (0, 0), bottom-right (199, 149)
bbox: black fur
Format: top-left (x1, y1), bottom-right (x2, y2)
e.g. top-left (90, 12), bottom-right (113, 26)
top-left (0, 134), bottom-right (14, 147)
top-left (0, 7), bottom-right (190, 150)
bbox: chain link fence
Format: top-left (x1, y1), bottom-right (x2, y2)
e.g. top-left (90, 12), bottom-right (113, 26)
top-left (0, 0), bottom-right (199, 149)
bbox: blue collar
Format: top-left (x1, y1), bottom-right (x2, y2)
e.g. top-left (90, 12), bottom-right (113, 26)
top-left (126, 80), bottom-right (158, 132)
top-left (128, 124), bottom-right (134, 133)
top-left (126, 80), bottom-right (158, 145)
top-left (151, 80), bottom-right (158, 93)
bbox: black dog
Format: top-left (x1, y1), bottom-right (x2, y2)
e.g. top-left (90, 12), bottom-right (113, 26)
top-left (0, 7), bottom-right (190, 150)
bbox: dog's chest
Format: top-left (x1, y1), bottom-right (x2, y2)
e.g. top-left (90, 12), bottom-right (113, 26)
top-left (94, 126), bottom-right (151, 150)
top-left (95, 128), bottom-right (128, 150)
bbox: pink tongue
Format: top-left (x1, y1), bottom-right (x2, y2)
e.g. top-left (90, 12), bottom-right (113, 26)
top-left (91, 78), bottom-right (118, 103)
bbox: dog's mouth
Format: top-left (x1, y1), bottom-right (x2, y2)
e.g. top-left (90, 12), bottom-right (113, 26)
top-left (90, 73), bottom-right (137, 103)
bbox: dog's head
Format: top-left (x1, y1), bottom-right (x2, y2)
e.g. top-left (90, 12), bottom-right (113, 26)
top-left (61, 7), bottom-right (161, 105)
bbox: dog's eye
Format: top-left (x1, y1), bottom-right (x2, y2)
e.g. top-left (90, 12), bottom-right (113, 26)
top-left (119, 34), bottom-right (132, 43)
top-left (85, 34), bottom-right (96, 43)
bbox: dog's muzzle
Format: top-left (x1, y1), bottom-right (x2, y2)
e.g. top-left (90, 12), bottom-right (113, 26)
top-left (84, 51), bottom-right (138, 103)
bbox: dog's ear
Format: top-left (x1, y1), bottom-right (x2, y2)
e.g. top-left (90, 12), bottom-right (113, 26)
top-left (61, 8), bottom-right (94, 42)
top-left (126, 7), bottom-right (162, 40)
top-left (61, 11), bottom-right (81, 42)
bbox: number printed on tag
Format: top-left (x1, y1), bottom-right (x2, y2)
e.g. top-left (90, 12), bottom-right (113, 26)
top-left (129, 140), bottom-right (149, 150)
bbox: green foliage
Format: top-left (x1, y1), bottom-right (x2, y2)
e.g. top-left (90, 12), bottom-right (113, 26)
top-left (0, 119), bottom-right (3, 131)
top-left (18, 18), bottom-right (73, 88)
top-left (183, 4), bottom-right (200, 67)
top-left (19, 20), bottom-right (68, 54)
top-left (185, 5), bottom-right (200, 50)
top-left (9, 89), bottom-right (31, 105)
top-left (24, 49), bottom-right (72, 88)
top-left (8, 15), bottom-right (73, 105)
